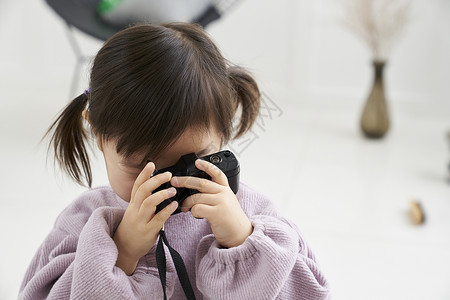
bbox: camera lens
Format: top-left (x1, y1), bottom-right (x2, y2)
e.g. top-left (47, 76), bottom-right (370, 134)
top-left (210, 155), bottom-right (222, 164)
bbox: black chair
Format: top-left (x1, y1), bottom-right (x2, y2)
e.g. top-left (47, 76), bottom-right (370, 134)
top-left (45, 0), bottom-right (240, 97)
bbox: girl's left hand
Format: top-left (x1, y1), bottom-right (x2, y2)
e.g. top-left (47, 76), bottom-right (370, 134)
top-left (171, 159), bottom-right (253, 248)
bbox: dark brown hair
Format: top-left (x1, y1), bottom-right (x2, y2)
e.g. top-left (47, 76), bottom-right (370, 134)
top-left (46, 23), bottom-right (260, 187)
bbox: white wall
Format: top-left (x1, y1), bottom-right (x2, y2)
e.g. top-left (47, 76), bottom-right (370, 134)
top-left (208, 0), bottom-right (450, 113)
top-left (1, 0), bottom-right (448, 111)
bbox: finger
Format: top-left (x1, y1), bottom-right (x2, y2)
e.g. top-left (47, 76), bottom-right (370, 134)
top-left (171, 176), bottom-right (221, 194)
top-left (134, 171), bottom-right (172, 207)
top-left (138, 187), bottom-right (177, 221)
top-left (195, 159), bottom-right (228, 186)
top-left (130, 162), bottom-right (155, 205)
top-left (190, 203), bottom-right (216, 219)
top-left (147, 201), bottom-right (179, 231)
top-left (180, 193), bottom-right (220, 212)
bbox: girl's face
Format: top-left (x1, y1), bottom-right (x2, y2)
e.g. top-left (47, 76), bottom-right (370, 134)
top-left (101, 128), bottom-right (222, 202)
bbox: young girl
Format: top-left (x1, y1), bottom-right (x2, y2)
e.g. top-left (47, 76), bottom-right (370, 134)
top-left (19, 23), bottom-right (329, 299)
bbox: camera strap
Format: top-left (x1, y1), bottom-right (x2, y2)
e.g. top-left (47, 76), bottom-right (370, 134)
top-left (156, 226), bottom-right (196, 300)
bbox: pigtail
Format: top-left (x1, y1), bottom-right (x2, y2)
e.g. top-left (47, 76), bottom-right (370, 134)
top-left (228, 66), bottom-right (261, 139)
top-left (45, 93), bottom-right (92, 187)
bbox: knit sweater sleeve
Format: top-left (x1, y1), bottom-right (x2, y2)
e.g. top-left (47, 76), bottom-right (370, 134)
top-left (195, 185), bottom-right (330, 300)
top-left (19, 191), bottom-right (176, 300)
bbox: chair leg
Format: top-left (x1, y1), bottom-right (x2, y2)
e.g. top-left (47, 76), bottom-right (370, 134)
top-left (70, 58), bottom-right (82, 100)
top-left (63, 23), bottom-right (86, 100)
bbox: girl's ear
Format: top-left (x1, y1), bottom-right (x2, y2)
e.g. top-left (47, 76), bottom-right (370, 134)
top-left (81, 110), bottom-right (91, 125)
top-left (82, 110), bottom-right (103, 151)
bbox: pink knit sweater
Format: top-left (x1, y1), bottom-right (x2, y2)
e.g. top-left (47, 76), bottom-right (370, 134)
top-left (19, 183), bottom-right (329, 299)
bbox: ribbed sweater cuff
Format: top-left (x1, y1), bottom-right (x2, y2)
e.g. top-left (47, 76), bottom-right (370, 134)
top-left (200, 216), bottom-right (298, 265)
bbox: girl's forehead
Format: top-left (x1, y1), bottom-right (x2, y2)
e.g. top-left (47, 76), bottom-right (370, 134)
top-left (108, 128), bottom-right (222, 164)
top-left (153, 128), bottom-right (222, 157)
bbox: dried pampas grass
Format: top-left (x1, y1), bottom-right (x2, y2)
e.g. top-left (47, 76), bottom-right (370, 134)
top-left (340, 0), bottom-right (411, 61)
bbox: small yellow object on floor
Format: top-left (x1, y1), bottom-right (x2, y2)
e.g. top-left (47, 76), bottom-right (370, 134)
top-left (410, 200), bottom-right (425, 225)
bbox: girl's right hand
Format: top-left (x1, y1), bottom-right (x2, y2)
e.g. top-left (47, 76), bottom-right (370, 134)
top-left (113, 162), bottom-right (178, 275)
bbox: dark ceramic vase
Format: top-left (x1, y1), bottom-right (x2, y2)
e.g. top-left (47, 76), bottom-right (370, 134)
top-left (360, 60), bottom-right (390, 138)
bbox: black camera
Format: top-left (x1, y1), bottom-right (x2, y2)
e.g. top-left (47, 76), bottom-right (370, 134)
top-left (153, 150), bottom-right (240, 215)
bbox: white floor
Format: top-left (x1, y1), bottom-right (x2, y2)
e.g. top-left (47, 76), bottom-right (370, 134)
top-left (1, 1), bottom-right (450, 300)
